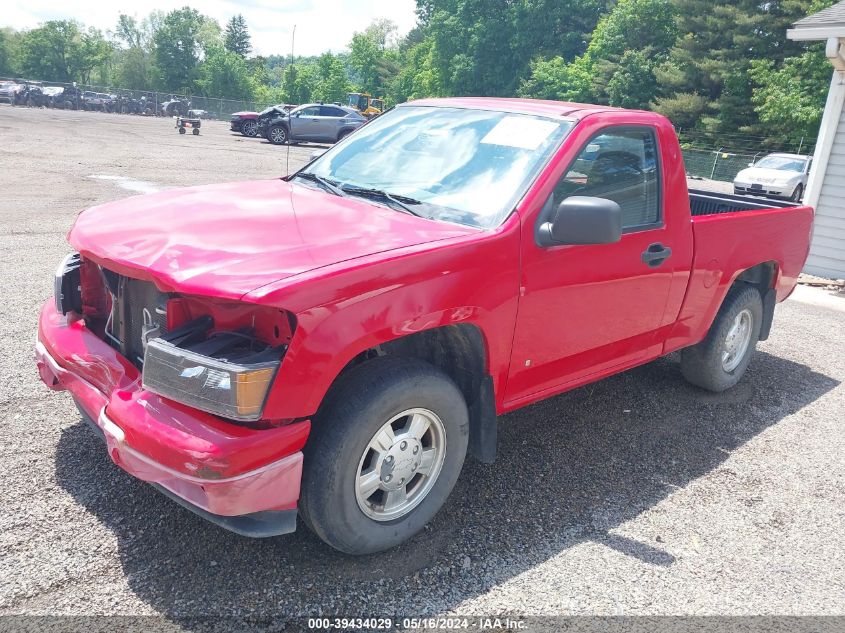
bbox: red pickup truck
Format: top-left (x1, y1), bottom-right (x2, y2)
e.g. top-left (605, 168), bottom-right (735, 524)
top-left (36, 98), bottom-right (813, 554)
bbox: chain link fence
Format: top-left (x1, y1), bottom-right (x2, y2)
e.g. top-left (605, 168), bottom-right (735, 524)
top-left (0, 76), bottom-right (280, 119)
top-left (678, 130), bottom-right (816, 184)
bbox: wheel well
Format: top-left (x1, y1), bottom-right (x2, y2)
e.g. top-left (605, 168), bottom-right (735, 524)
top-left (336, 324), bottom-right (497, 463)
top-left (733, 261), bottom-right (778, 340)
top-left (735, 261), bottom-right (777, 293)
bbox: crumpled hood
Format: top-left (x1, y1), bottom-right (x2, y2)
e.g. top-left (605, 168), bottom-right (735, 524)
top-left (69, 179), bottom-right (476, 300)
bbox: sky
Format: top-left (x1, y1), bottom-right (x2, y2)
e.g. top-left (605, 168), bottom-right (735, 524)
top-left (4, 0), bottom-right (419, 57)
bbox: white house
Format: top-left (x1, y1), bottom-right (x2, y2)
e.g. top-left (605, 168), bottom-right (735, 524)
top-left (788, 2), bottom-right (845, 279)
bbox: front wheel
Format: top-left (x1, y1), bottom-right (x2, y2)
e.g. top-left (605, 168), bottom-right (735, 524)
top-left (268, 125), bottom-right (288, 145)
top-left (791, 184), bottom-right (804, 202)
top-left (241, 120), bottom-right (257, 137)
top-left (681, 285), bottom-right (763, 392)
top-left (299, 357), bottom-right (469, 554)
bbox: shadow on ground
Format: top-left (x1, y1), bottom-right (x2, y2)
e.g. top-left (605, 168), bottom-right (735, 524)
top-left (54, 350), bottom-right (838, 619)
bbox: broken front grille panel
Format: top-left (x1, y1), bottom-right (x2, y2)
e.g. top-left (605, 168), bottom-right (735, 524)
top-left (101, 269), bottom-right (169, 368)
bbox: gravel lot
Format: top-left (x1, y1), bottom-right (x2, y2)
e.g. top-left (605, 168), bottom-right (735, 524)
top-left (1, 105), bottom-right (843, 624)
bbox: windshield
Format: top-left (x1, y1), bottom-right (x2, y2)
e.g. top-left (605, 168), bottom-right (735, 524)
top-left (754, 156), bottom-right (807, 172)
top-left (303, 106), bottom-right (573, 228)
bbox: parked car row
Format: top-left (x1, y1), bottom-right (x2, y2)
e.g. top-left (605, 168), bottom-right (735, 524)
top-left (231, 103), bottom-right (367, 145)
top-left (0, 81), bottom-right (217, 119)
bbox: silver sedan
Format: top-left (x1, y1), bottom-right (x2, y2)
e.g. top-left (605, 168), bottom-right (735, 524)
top-left (733, 153), bottom-right (811, 202)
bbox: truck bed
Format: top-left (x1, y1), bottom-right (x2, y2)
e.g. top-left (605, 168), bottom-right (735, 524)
top-left (670, 192), bottom-right (814, 354)
top-left (689, 189), bottom-right (798, 217)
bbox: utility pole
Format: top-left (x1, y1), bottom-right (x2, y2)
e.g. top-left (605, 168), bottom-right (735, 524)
top-left (291, 25), bottom-right (296, 67)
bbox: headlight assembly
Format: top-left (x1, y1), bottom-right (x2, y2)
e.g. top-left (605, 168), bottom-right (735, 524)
top-left (142, 317), bottom-right (285, 422)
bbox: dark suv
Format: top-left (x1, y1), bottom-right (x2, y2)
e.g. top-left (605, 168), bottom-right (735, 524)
top-left (265, 104), bottom-right (366, 145)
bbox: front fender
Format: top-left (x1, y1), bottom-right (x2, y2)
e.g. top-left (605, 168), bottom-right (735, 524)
top-left (248, 228), bottom-right (522, 420)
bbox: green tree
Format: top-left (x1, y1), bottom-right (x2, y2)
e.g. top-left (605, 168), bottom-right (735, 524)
top-left (195, 44), bottom-right (253, 99)
top-left (749, 47), bottom-right (832, 140)
top-left (520, 0), bottom-right (676, 106)
top-left (654, 0), bottom-right (834, 134)
top-left (224, 15), bottom-right (251, 57)
top-left (417, 0), bottom-right (608, 97)
top-left (348, 19), bottom-right (400, 96)
top-left (0, 28), bottom-right (22, 76)
top-left (18, 21), bottom-right (111, 83)
top-left (390, 37), bottom-right (444, 102)
top-left (112, 14), bottom-right (156, 89)
top-left (519, 55), bottom-right (593, 101)
top-left (314, 52), bottom-right (351, 103)
top-left (605, 50), bottom-right (660, 109)
top-left (283, 63), bottom-right (321, 104)
top-left (153, 7), bottom-right (205, 92)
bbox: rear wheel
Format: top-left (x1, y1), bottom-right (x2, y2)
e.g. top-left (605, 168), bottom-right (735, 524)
top-left (241, 120), bottom-right (257, 137)
top-left (268, 125), bottom-right (288, 145)
top-left (299, 357), bottom-right (469, 554)
top-left (178, 126), bottom-right (186, 134)
top-left (681, 285), bottom-right (763, 392)
top-left (192, 127), bottom-right (200, 135)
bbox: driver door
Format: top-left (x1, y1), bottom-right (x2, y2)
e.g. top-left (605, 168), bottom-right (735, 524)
top-left (290, 106), bottom-right (322, 141)
top-left (506, 125), bottom-right (679, 405)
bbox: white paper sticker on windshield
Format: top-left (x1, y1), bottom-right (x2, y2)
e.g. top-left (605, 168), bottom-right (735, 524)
top-left (481, 116), bottom-right (559, 150)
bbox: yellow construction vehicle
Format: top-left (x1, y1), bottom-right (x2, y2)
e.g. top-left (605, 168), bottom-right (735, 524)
top-left (347, 92), bottom-right (384, 118)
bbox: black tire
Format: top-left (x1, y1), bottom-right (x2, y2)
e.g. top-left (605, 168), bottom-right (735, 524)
top-left (681, 285), bottom-right (763, 392)
top-left (336, 129), bottom-right (352, 143)
top-left (192, 128), bottom-right (200, 135)
top-left (299, 356), bottom-right (469, 554)
top-left (268, 125), bottom-right (288, 145)
top-left (178, 126), bottom-right (186, 134)
top-left (791, 184), bottom-right (804, 202)
top-left (241, 120), bottom-right (258, 137)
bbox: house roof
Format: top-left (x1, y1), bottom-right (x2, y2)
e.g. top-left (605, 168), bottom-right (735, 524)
top-left (788, 0), bottom-right (845, 40)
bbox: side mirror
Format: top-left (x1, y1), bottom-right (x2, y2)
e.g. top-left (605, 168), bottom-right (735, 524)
top-left (538, 196), bottom-right (622, 246)
top-left (310, 148), bottom-right (327, 161)
top-left (748, 162), bottom-right (754, 167)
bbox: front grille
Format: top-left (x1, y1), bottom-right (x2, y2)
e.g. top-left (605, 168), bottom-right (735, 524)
top-left (102, 270), bottom-right (168, 368)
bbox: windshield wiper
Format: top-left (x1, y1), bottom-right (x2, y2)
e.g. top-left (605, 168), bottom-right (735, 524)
top-left (292, 172), bottom-right (346, 197)
top-left (341, 186), bottom-right (425, 217)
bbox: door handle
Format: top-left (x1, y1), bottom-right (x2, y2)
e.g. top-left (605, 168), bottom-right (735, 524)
top-left (641, 243), bottom-right (672, 267)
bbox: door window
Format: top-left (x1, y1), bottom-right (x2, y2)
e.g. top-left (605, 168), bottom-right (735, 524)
top-left (552, 128), bottom-right (661, 230)
top-left (297, 106), bottom-right (321, 117)
top-left (320, 106), bottom-right (346, 117)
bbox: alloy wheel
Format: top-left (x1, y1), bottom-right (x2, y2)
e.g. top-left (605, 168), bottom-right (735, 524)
top-left (354, 408), bottom-right (447, 521)
top-left (722, 308), bottom-right (753, 372)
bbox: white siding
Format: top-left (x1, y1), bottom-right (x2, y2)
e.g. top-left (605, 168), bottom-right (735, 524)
top-left (807, 103), bottom-right (845, 279)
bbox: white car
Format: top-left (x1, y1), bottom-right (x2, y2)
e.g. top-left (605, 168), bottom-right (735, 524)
top-left (733, 153), bottom-right (811, 202)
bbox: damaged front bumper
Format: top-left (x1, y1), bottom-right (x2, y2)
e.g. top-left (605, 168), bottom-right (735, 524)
top-left (35, 300), bottom-right (309, 537)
